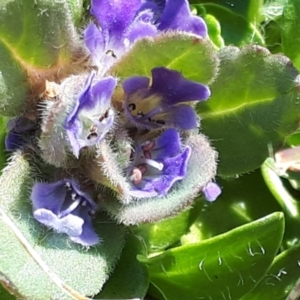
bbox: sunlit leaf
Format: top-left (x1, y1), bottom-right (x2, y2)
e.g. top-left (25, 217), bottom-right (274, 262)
top-left (191, 0), bottom-right (263, 24)
top-left (182, 170), bottom-right (281, 242)
top-left (262, 158), bottom-right (300, 249)
top-left (142, 212), bottom-right (284, 300)
top-left (0, 152), bottom-right (126, 299)
top-left (108, 32), bottom-right (219, 85)
top-left (282, 0), bottom-right (300, 70)
top-left (242, 244), bottom-right (300, 299)
top-left (66, 0), bottom-right (84, 25)
top-left (0, 0), bottom-right (84, 116)
top-left (194, 4), bottom-right (264, 46)
top-left (198, 45), bottom-right (300, 176)
top-left (203, 14), bottom-right (224, 49)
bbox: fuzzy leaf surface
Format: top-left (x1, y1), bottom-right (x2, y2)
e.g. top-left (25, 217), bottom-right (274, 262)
top-left (0, 0), bottom-right (79, 67)
top-left (0, 0), bottom-right (82, 116)
top-left (241, 245), bottom-right (300, 299)
top-left (108, 32), bottom-right (218, 85)
top-left (282, 0), bottom-right (300, 70)
top-left (0, 152), bottom-right (125, 299)
top-left (197, 45), bottom-right (300, 176)
top-left (142, 212), bottom-right (284, 300)
top-left (66, 0), bottom-right (84, 25)
top-left (97, 234), bottom-right (149, 299)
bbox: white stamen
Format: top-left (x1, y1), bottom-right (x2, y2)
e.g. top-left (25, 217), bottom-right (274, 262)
top-left (58, 197), bottom-right (81, 218)
top-left (65, 182), bottom-right (71, 190)
top-left (124, 38), bottom-right (130, 48)
top-left (71, 192), bottom-right (77, 200)
top-left (141, 158), bottom-right (163, 171)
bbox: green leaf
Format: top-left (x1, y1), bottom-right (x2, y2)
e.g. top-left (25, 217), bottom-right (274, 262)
top-left (0, 152), bottom-right (126, 299)
top-left (0, 41), bottom-right (29, 116)
top-left (197, 45), bottom-right (300, 176)
top-left (282, 0), bottom-right (300, 70)
top-left (0, 276), bottom-right (17, 300)
top-left (203, 14), bottom-right (224, 49)
top-left (142, 212), bottom-right (285, 300)
top-left (194, 4), bottom-right (264, 46)
top-left (181, 170), bottom-right (281, 242)
top-left (262, 158), bottom-right (300, 249)
top-left (131, 200), bottom-right (203, 253)
top-left (287, 131), bottom-right (300, 146)
top-left (263, 18), bottom-right (283, 54)
top-left (66, 0), bottom-right (84, 26)
top-left (0, 0), bottom-right (79, 67)
top-left (262, 0), bottom-right (285, 22)
top-left (241, 245), bottom-right (300, 300)
top-left (97, 234), bottom-right (149, 299)
top-left (0, 0), bottom-right (84, 116)
top-left (108, 32), bottom-right (219, 85)
top-left (191, 0), bottom-right (263, 24)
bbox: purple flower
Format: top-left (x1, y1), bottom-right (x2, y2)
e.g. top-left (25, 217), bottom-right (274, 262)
top-left (203, 182), bottom-right (221, 202)
top-left (65, 72), bottom-right (117, 157)
top-left (5, 117), bottom-right (37, 151)
top-left (31, 179), bottom-right (99, 246)
top-left (123, 67), bottom-right (210, 130)
top-left (128, 128), bottom-right (191, 198)
top-left (84, 0), bottom-right (207, 71)
top-left (149, 0), bottom-right (207, 35)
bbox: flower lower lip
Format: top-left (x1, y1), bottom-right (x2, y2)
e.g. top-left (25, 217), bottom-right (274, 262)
top-left (31, 179), bottom-right (99, 245)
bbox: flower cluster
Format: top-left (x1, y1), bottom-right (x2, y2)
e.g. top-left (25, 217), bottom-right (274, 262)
top-left (85, 0), bottom-right (208, 73)
top-left (7, 0), bottom-right (220, 246)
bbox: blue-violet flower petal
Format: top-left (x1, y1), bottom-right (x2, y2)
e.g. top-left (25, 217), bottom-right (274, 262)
top-left (157, 0), bottom-right (207, 36)
top-left (128, 128), bottom-right (191, 198)
top-left (65, 72), bottom-right (117, 157)
top-left (85, 0), bottom-right (207, 71)
top-left (85, 0), bottom-right (157, 71)
top-left (203, 182), bottom-right (221, 202)
top-left (5, 117), bottom-right (36, 151)
top-left (31, 179), bottom-right (99, 246)
top-left (123, 67), bottom-right (210, 130)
